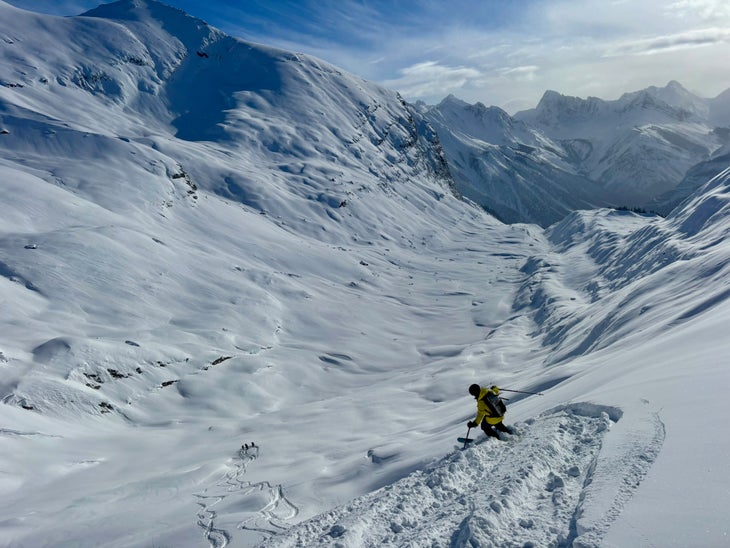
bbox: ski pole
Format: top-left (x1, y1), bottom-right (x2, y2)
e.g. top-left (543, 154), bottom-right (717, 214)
top-left (463, 427), bottom-right (471, 450)
top-left (499, 388), bottom-right (544, 396)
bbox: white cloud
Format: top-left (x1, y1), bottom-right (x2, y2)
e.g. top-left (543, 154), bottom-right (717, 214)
top-left (666, 0), bottom-right (730, 20)
top-left (382, 61), bottom-right (482, 99)
top-left (402, 0), bottom-right (730, 111)
top-left (496, 65), bottom-right (540, 81)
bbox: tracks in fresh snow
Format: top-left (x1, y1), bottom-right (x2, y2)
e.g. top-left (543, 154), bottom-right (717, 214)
top-left (568, 403), bottom-right (666, 547)
top-left (261, 403), bottom-right (664, 548)
top-left (194, 445), bottom-right (299, 548)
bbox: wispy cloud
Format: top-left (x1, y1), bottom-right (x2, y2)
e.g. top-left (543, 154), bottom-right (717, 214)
top-left (605, 27), bottom-right (730, 57)
top-left (383, 61), bottom-right (482, 99)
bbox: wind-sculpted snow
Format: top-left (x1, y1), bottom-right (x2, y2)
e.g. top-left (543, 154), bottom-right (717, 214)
top-left (261, 404), bottom-right (664, 548)
top-left (514, 167), bottom-right (730, 365)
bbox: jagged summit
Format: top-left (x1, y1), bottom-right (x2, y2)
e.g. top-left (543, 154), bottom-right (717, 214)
top-left (438, 93), bottom-right (467, 107)
top-left (616, 80), bottom-right (708, 120)
top-left (523, 80), bottom-right (710, 127)
top-left (529, 89), bottom-right (602, 125)
top-left (436, 94), bottom-right (517, 133)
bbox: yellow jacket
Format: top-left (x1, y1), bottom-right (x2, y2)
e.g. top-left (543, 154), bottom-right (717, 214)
top-left (473, 386), bottom-right (504, 425)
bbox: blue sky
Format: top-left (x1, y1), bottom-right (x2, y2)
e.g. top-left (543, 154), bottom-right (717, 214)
top-left (7, 0), bottom-right (730, 112)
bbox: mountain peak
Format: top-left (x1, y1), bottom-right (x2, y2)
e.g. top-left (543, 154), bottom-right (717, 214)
top-left (539, 89), bottom-right (563, 102)
top-left (647, 80), bottom-right (692, 100)
top-left (534, 89), bottom-right (593, 112)
top-left (527, 89), bottom-right (601, 128)
top-left (81, 0), bottom-right (224, 71)
top-left (82, 0), bottom-right (205, 25)
top-left (438, 94), bottom-right (469, 109)
top-left (618, 80), bottom-right (707, 120)
top-left (666, 79), bottom-right (685, 91)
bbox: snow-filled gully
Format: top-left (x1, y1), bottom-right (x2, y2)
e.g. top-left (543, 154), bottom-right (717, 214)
top-left (259, 403), bottom-right (665, 548)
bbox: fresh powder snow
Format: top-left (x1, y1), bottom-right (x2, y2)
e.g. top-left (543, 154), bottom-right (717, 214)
top-left (0, 2), bottom-right (729, 547)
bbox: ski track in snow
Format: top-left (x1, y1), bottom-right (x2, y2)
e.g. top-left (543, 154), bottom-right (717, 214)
top-left (262, 403), bottom-right (664, 548)
top-left (194, 445), bottom-right (299, 547)
top-left (570, 405), bottom-right (666, 548)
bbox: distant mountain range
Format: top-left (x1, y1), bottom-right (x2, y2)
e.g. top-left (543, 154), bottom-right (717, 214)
top-left (421, 81), bottom-right (730, 226)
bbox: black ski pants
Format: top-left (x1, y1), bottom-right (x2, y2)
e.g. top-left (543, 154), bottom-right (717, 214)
top-left (480, 418), bottom-right (512, 438)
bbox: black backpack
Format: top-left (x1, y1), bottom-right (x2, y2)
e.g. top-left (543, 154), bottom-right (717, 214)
top-left (483, 391), bottom-right (507, 416)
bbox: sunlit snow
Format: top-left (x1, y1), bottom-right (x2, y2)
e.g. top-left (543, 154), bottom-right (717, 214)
top-left (0, 2), bottom-right (729, 547)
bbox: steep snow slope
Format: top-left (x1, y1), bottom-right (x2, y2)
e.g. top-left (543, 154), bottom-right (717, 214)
top-left (0, 2), bottom-right (534, 546)
top-left (1, 2), bottom-right (730, 547)
top-left (0, 0), bottom-right (467, 422)
top-left (0, 0), bottom-right (451, 242)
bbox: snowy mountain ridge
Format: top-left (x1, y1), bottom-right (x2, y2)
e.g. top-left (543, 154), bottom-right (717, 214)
top-left (1, 1), bottom-right (729, 547)
top-left (0, 0), bottom-right (453, 244)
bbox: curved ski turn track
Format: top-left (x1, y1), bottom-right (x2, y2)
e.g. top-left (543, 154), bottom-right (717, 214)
top-left (194, 445), bottom-right (299, 548)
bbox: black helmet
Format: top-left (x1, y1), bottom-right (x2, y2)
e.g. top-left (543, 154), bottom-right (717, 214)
top-left (468, 384), bottom-right (481, 397)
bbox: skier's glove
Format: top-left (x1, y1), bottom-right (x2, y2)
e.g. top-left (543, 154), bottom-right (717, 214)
top-left (467, 421), bottom-right (476, 428)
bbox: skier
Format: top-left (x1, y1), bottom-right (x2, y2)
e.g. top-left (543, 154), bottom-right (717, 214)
top-left (467, 384), bottom-right (513, 439)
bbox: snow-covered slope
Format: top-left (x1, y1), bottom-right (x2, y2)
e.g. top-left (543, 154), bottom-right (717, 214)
top-left (1, 2), bottom-right (729, 547)
top-left (425, 82), bottom-right (730, 226)
top-left (651, 136), bottom-right (730, 214)
top-left (261, 150), bottom-right (730, 548)
top-left (0, 0), bottom-right (452, 242)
